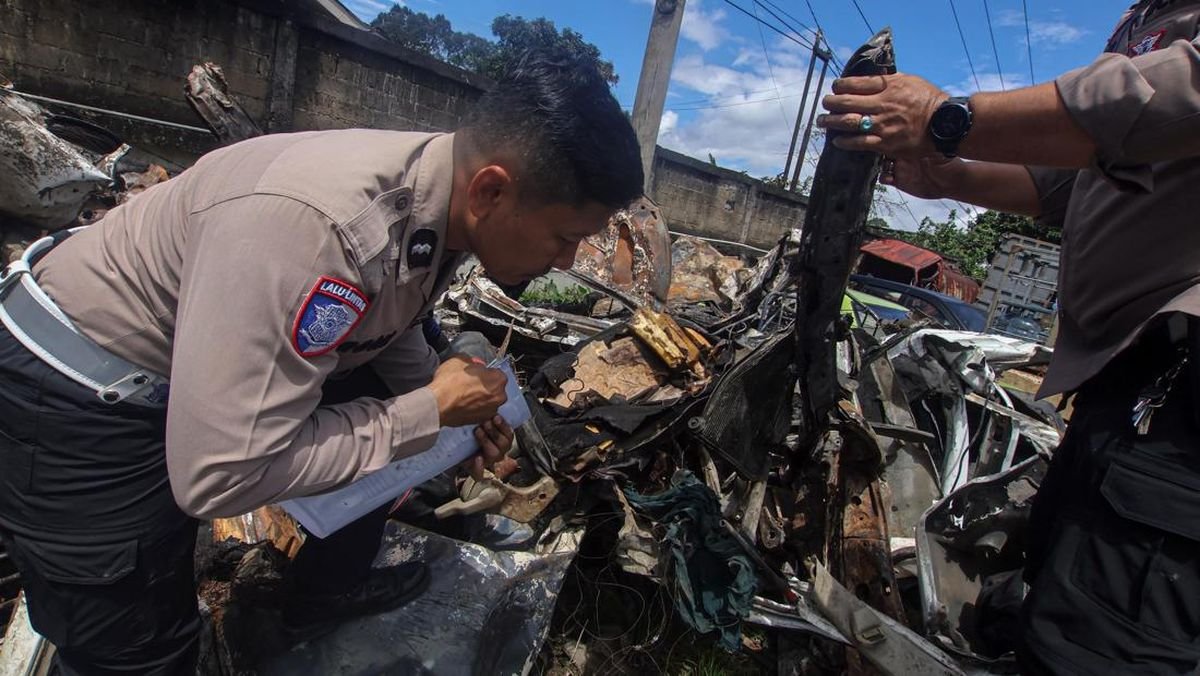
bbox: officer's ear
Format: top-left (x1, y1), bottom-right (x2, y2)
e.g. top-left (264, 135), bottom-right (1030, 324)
top-left (466, 165), bottom-right (515, 222)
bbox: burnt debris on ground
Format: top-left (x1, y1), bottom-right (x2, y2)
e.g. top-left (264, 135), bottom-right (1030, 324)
top-left (1, 35), bottom-right (1063, 676)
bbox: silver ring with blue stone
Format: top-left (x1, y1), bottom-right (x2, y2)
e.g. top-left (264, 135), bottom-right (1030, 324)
top-left (859, 115), bottom-right (874, 132)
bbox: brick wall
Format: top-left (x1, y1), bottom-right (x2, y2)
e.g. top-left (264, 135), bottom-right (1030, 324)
top-left (0, 0), bottom-right (805, 245)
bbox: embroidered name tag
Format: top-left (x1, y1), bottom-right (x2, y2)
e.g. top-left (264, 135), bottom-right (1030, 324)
top-left (292, 276), bottom-right (369, 357)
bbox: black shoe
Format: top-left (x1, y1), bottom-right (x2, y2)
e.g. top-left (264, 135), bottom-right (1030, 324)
top-left (281, 562), bottom-right (430, 644)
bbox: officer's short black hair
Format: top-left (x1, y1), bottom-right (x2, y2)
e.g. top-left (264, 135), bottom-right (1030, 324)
top-left (461, 53), bottom-right (644, 209)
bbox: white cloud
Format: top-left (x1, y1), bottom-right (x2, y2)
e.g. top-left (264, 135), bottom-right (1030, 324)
top-left (660, 46), bottom-right (836, 179)
top-left (996, 10), bottom-right (1088, 47)
top-left (629, 0), bottom-right (730, 50)
top-left (659, 109), bottom-right (679, 136)
top-left (628, 0), bottom-right (732, 50)
top-left (657, 59), bottom-right (972, 231)
top-left (944, 69), bottom-right (1028, 96)
top-left (1027, 20), bottom-right (1088, 46)
top-left (651, 21), bottom-right (973, 232)
top-left (680, 0), bottom-right (731, 51)
top-left (874, 187), bottom-right (975, 232)
top-left (343, 0), bottom-right (398, 21)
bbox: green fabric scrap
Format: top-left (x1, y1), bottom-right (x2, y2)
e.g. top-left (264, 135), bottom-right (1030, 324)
top-left (624, 470), bottom-right (758, 651)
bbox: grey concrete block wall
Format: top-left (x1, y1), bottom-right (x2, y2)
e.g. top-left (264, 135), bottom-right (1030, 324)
top-left (0, 0), bottom-right (486, 158)
top-left (0, 0), bottom-right (273, 128)
top-left (291, 29), bottom-right (479, 133)
top-left (0, 0), bottom-right (805, 246)
top-left (650, 147), bottom-right (807, 250)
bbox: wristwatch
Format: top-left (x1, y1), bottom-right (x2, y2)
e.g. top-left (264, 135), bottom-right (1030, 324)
top-left (928, 96), bottom-right (973, 157)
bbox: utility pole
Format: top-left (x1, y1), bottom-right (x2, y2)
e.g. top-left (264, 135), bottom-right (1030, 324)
top-left (790, 40), bottom-right (832, 192)
top-left (631, 0), bottom-right (686, 194)
top-left (782, 32), bottom-right (821, 183)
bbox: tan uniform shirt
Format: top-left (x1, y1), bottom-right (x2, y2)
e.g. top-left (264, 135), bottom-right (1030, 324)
top-left (1030, 0), bottom-right (1200, 396)
top-left (35, 130), bottom-right (463, 518)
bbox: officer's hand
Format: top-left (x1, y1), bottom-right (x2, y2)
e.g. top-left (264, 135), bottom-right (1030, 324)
top-left (880, 155), bottom-right (963, 200)
top-left (466, 416), bottom-right (514, 481)
top-left (428, 356), bottom-right (508, 428)
top-left (817, 73), bottom-right (948, 156)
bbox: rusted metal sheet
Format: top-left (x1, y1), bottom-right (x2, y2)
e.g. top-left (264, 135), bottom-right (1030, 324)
top-left (936, 265), bottom-right (980, 303)
top-left (860, 239), bottom-right (942, 278)
top-left (859, 239), bottom-right (982, 302)
top-left (667, 235), bottom-right (747, 306)
top-left (573, 196), bottom-right (671, 304)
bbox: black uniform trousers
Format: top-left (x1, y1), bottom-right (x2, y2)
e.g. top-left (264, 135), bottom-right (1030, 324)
top-left (0, 324), bottom-right (396, 675)
top-left (1020, 323), bottom-right (1200, 675)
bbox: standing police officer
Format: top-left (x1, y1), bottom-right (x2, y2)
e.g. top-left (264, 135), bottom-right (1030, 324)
top-left (0, 55), bottom-right (643, 674)
top-left (818, 1), bottom-right (1200, 672)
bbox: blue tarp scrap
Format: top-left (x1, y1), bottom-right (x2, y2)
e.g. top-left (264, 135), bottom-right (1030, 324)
top-left (624, 471), bottom-right (758, 651)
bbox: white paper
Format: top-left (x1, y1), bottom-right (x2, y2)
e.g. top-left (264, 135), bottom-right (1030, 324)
top-left (281, 359), bottom-right (530, 538)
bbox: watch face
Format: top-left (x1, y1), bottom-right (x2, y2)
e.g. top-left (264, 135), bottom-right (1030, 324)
top-left (931, 104), bottom-right (970, 140)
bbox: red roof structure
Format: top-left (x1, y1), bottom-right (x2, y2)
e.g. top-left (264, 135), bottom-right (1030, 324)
top-left (858, 238), bottom-right (981, 303)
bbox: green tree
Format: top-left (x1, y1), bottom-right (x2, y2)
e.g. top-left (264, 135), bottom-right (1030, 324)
top-left (370, 6), bottom-right (492, 70)
top-left (972, 209), bottom-right (1060, 245)
top-left (890, 210), bottom-right (1054, 280)
top-left (370, 8), bottom-right (618, 85)
top-left (484, 15), bottom-right (617, 84)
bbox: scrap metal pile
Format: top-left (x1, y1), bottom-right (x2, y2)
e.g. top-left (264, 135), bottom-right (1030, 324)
top-left (323, 29), bottom-right (1061, 676)
top-left (0, 38), bottom-right (1064, 676)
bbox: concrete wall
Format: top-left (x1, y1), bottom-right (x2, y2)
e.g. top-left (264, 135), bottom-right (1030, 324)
top-left (650, 147), bottom-right (807, 250)
top-left (0, 0), bottom-right (805, 246)
top-left (0, 0), bottom-right (489, 161)
top-left (0, 1), bottom-right (273, 128)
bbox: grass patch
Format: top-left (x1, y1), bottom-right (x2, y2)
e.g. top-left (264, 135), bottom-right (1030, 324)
top-left (520, 280), bottom-right (592, 308)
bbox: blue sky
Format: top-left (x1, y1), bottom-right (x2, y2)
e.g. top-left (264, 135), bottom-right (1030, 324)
top-left (342, 0), bottom-right (1129, 228)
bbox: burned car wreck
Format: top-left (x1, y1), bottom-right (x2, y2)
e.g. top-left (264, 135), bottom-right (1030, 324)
top-left (0, 33), bottom-right (1063, 676)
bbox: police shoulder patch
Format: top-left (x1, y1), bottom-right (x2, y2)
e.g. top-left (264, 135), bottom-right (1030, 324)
top-left (1129, 29), bottom-right (1166, 56)
top-left (292, 276), bottom-right (369, 357)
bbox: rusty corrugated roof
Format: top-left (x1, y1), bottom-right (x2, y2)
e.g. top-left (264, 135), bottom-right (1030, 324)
top-left (860, 238), bottom-right (942, 272)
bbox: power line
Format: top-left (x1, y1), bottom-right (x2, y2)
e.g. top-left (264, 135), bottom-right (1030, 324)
top-left (672, 92), bottom-right (804, 111)
top-left (785, 3), bottom-right (923, 231)
top-left (751, 0), bottom-right (841, 81)
top-left (718, 0), bottom-right (815, 52)
top-left (940, 199), bottom-right (978, 222)
top-left (618, 76), bottom-right (817, 110)
top-left (751, 1), bottom-right (794, 133)
top-left (802, 0), bottom-right (846, 72)
top-left (898, 195), bottom-right (923, 229)
top-left (982, 0), bottom-right (1006, 90)
top-left (663, 79), bottom-right (809, 107)
top-left (753, 0), bottom-right (814, 47)
top-left (949, 0), bottom-right (983, 92)
top-left (756, 0), bottom-right (816, 37)
top-left (849, 0), bottom-right (875, 34)
top-left (1021, 0), bottom-right (1036, 83)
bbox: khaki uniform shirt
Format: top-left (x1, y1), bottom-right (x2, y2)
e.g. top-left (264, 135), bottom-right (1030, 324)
top-left (35, 130), bottom-right (462, 518)
top-left (1031, 0), bottom-right (1200, 396)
